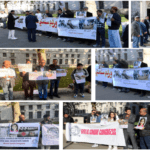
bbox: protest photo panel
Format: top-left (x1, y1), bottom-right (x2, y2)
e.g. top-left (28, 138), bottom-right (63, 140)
top-left (0, 102), bottom-right (59, 149)
top-left (0, 49), bottom-right (91, 100)
top-left (63, 102), bottom-right (150, 149)
top-left (0, 1), bottom-right (128, 48)
top-left (95, 49), bottom-right (150, 100)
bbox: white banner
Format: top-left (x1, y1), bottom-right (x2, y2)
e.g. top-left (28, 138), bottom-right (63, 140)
top-left (0, 123), bottom-right (40, 147)
top-left (42, 124), bottom-right (59, 145)
top-left (66, 123), bottom-right (126, 146)
top-left (96, 68), bottom-right (113, 83)
top-left (29, 71), bottom-right (56, 80)
top-left (18, 64), bottom-right (32, 72)
top-left (15, 16), bottom-right (26, 29)
top-left (58, 17), bottom-right (97, 40)
top-left (74, 72), bottom-right (86, 84)
top-left (56, 69), bottom-right (67, 77)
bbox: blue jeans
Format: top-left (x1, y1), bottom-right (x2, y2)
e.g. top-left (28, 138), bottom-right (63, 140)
top-left (50, 80), bottom-right (60, 96)
top-left (2, 21), bottom-right (6, 28)
top-left (38, 84), bottom-right (48, 99)
top-left (28, 28), bottom-right (36, 42)
top-left (140, 36), bottom-right (144, 46)
top-left (3, 81), bottom-right (13, 100)
top-left (132, 36), bottom-right (140, 48)
top-left (74, 83), bottom-right (84, 94)
top-left (144, 34), bottom-right (148, 43)
top-left (96, 28), bottom-right (105, 47)
top-left (140, 136), bottom-right (150, 149)
top-left (108, 29), bottom-right (122, 48)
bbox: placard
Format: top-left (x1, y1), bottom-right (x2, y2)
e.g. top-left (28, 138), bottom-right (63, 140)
top-left (56, 69), bottom-right (67, 77)
top-left (74, 72), bottom-right (86, 84)
top-left (18, 64), bottom-right (32, 72)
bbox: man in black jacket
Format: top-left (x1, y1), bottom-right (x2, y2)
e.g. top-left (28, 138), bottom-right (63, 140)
top-left (17, 114), bottom-right (26, 123)
top-left (63, 112), bottom-right (74, 130)
top-left (119, 108), bottom-right (138, 149)
top-left (134, 58), bottom-right (148, 97)
top-left (144, 16), bottom-right (150, 36)
top-left (87, 110), bottom-right (97, 123)
top-left (137, 108), bottom-right (150, 149)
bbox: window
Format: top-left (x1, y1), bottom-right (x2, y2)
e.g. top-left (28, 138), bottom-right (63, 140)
top-left (29, 105), bottom-right (33, 110)
top-left (37, 105), bottom-right (41, 109)
top-left (55, 111), bottom-right (59, 117)
top-left (33, 54), bottom-right (36, 57)
top-left (26, 53), bottom-right (29, 57)
top-left (107, 55), bottom-right (109, 61)
top-left (77, 54), bottom-right (80, 58)
top-left (123, 1), bottom-right (128, 8)
top-left (29, 112), bottom-right (33, 119)
top-left (21, 112), bottom-right (25, 115)
top-left (46, 104), bottom-right (50, 109)
top-left (71, 59), bottom-right (74, 64)
top-left (55, 104), bottom-right (59, 109)
top-left (59, 54), bottom-right (62, 58)
top-left (88, 59), bottom-right (91, 64)
top-left (47, 4), bottom-right (49, 11)
top-left (88, 54), bottom-right (91, 58)
top-left (71, 54), bottom-right (74, 58)
top-left (46, 111), bottom-right (50, 115)
top-left (59, 59), bottom-right (62, 64)
top-left (53, 3), bottom-right (55, 10)
top-left (138, 52), bottom-right (143, 58)
top-left (65, 59), bottom-right (68, 64)
top-left (42, 4), bottom-right (45, 11)
top-left (99, 1), bottom-right (104, 9)
top-left (75, 49), bottom-right (78, 52)
top-left (47, 59), bottom-right (50, 64)
top-left (65, 2), bottom-right (68, 10)
top-left (20, 106), bottom-right (25, 111)
top-left (10, 53), bottom-right (15, 57)
top-left (118, 54), bottom-right (121, 60)
top-left (3, 53), bottom-right (7, 57)
top-left (70, 49), bottom-right (72, 52)
top-left (124, 53), bottom-right (127, 60)
top-left (37, 111), bottom-right (41, 118)
top-left (11, 59), bottom-right (15, 65)
top-left (80, 1), bottom-right (84, 10)
top-left (33, 59), bottom-right (36, 64)
top-left (77, 59), bottom-right (80, 64)
top-left (66, 54), bottom-right (68, 58)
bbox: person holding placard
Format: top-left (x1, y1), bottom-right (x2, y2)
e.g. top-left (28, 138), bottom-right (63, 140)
top-left (0, 60), bottom-right (16, 100)
top-left (119, 108), bottom-right (138, 149)
top-left (20, 60), bottom-right (36, 100)
top-left (34, 59), bottom-right (50, 100)
top-left (49, 59), bottom-right (61, 99)
top-left (35, 9), bottom-right (42, 36)
top-left (71, 63), bottom-right (89, 98)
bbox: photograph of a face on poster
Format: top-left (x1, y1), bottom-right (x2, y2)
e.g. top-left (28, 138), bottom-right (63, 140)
top-left (10, 124), bottom-right (18, 134)
top-left (133, 70), bottom-right (149, 80)
top-left (134, 61), bottom-right (141, 68)
top-left (121, 70), bottom-right (133, 80)
top-left (76, 11), bottom-right (87, 18)
top-left (135, 117), bottom-right (147, 129)
top-left (113, 70), bottom-right (122, 78)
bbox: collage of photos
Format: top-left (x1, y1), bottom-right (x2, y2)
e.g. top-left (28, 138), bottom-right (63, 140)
top-left (0, 0), bottom-right (150, 150)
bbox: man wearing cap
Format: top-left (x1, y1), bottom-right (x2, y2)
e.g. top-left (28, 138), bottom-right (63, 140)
top-left (108, 6), bottom-right (122, 48)
top-left (131, 16), bottom-right (141, 48)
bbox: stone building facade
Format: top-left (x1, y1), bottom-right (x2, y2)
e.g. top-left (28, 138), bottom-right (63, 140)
top-left (0, 49), bottom-right (91, 68)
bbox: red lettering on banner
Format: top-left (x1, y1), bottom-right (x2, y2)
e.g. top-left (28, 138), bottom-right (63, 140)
top-left (96, 71), bottom-right (112, 79)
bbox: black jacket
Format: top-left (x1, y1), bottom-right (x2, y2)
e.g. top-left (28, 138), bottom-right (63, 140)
top-left (65, 10), bottom-right (74, 18)
top-left (141, 62), bottom-right (148, 68)
top-left (122, 25), bottom-right (128, 44)
top-left (16, 120), bottom-right (27, 123)
top-left (8, 13), bottom-right (19, 29)
top-left (86, 65), bottom-right (91, 82)
top-left (144, 19), bottom-right (149, 34)
top-left (87, 12), bottom-right (93, 17)
top-left (63, 116), bottom-right (74, 130)
top-left (109, 13), bottom-right (121, 30)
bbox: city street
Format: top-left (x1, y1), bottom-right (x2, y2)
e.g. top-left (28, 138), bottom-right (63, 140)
top-left (96, 82), bottom-right (150, 100)
top-left (1, 28), bottom-right (113, 48)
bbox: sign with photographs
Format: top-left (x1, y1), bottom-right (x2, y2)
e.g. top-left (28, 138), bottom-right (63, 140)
top-left (133, 61), bottom-right (141, 69)
top-left (135, 117), bottom-right (147, 129)
top-left (90, 116), bottom-right (97, 123)
top-left (18, 64), bottom-right (32, 72)
top-left (74, 72), bottom-right (86, 84)
top-left (57, 17), bottom-right (97, 40)
top-left (56, 69), bottom-right (67, 77)
top-left (66, 122), bottom-right (126, 146)
top-left (119, 119), bottom-right (128, 128)
top-left (29, 71), bottom-right (56, 80)
top-left (106, 14), bottom-right (113, 26)
top-left (100, 12), bottom-right (107, 23)
top-left (96, 68), bottom-right (113, 83)
top-left (76, 11), bottom-right (87, 18)
top-left (0, 123), bottom-right (40, 147)
top-left (42, 124), bottom-right (59, 145)
top-left (15, 16), bottom-right (26, 29)
top-left (113, 67), bottom-right (150, 91)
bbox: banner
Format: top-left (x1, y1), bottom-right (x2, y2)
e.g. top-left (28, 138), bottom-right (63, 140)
top-left (15, 16), bottom-right (26, 29)
top-left (42, 124), bottom-right (59, 145)
top-left (113, 67), bottom-right (150, 91)
top-left (36, 17), bottom-right (58, 33)
top-left (18, 64), bottom-right (32, 72)
top-left (29, 71), bottom-right (56, 80)
top-left (58, 17), bottom-right (97, 40)
top-left (0, 123), bottom-right (40, 147)
top-left (96, 68), bottom-right (113, 83)
top-left (66, 123), bottom-right (125, 146)
top-left (74, 72), bottom-right (86, 84)
top-left (56, 69), bottom-right (67, 77)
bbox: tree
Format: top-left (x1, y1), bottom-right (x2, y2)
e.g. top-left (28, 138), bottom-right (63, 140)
top-left (84, 1), bottom-right (97, 16)
top-left (36, 49), bottom-right (47, 65)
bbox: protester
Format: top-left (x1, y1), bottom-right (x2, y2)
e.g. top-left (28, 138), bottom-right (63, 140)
top-left (49, 59), bottom-right (61, 99)
top-left (63, 112), bottom-right (74, 130)
top-left (17, 114), bottom-right (26, 123)
top-left (107, 112), bottom-right (118, 150)
top-left (86, 65), bottom-right (91, 94)
top-left (25, 11), bottom-right (29, 16)
top-left (96, 111), bottom-right (101, 123)
top-left (87, 110), bottom-right (97, 123)
top-left (8, 10), bottom-right (19, 40)
top-left (43, 10), bottom-right (53, 38)
top-left (108, 6), bottom-right (122, 48)
top-left (71, 63), bottom-right (89, 98)
top-left (131, 16), bottom-right (140, 48)
top-left (35, 9), bottom-right (42, 36)
top-left (0, 11), bottom-right (7, 29)
top-left (102, 61), bottom-right (108, 88)
top-left (140, 18), bottom-right (147, 47)
top-left (34, 59), bottom-right (50, 100)
top-left (136, 108), bottom-right (150, 149)
top-left (20, 60), bottom-right (36, 100)
top-left (144, 16), bottom-right (150, 36)
top-left (93, 10), bottom-right (106, 48)
top-left (0, 60), bottom-right (16, 100)
top-left (25, 11), bottom-right (38, 42)
top-left (119, 108), bottom-right (138, 149)
top-left (40, 114), bottom-right (52, 150)
top-left (134, 58), bottom-right (148, 97)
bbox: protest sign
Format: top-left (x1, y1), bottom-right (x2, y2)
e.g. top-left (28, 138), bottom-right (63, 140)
top-left (42, 124), bottom-right (59, 145)
top-left (135, 117), bottom-right (147, 129)
top-left (96, 68), bottom-right (113, 83)
top-left (100, 12), bottom-right (107, 23)
top-left (18, 64), bottom-right (32, 72)
top-left (56, 69), bottom-right (67, 77)
top-left (15, 16), bottom-right (26, 29)
top-left (106, 14), bottom-right (113, 26)
top-left (58, 17), bottom-right (97, 40)
top-left (90, 116), bottom-right (97, 123)
top-left (133, 61), bottom-right (141, 68)
top-left (0, 123), bottom-right (40, 147)
top-left (0, 69), bottom-right (9, 77)
top-left (74, 72), bottom-right (86, 84)
top-left (66, 122), bottom-right (125, 146)
top-left (76, 11), bottom-right (87, 18)
top-left (29, 71), bottom-right (56, 80)
top-left (119, 120), bottom-right (128, 129)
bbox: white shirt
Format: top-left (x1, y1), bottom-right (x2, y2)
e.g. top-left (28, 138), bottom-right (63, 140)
top-left (35, 13), bottom-right (42, 20)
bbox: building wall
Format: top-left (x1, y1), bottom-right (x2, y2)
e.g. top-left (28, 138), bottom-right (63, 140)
top-left (131, 1), bottom-right (140, 21)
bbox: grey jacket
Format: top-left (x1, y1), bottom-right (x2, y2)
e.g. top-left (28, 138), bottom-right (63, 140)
top-left (131, 21), bottom-right (140, 37)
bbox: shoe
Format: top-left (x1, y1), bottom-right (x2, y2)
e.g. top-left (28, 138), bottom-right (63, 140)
top-left (54, 95), bottom-right (60, 98)
top-left (32, 40), bottom-right (37, 42)
top-left (39, 98), bottom-right (43, 100)
top-left (140, 94), bottom-right (146, 97)
top-left (36, 33), bottom-right (39, 35)
top-left (70, 40), bottom-right (74, 43)
top-left (11, 37), bottom-right (18, 40)
top-left (104, 86), bottom-right (107, 88)
top-left (112, 88), bottom-right (116, 90)
top-left (39, 34), bottom-right (42, 36)
top-left (62, 39), bottom-right (67, 42)
top-left (43, 98), bottom-right (47, 100)
top-left (50, 96), bottom-right (53, 99)
top-left (79, 41), bottom-right (84, 44)
top-left (118, 89), bottom-right (121, 92)
top-left (80, 93), bottom-right (84, 98)
top-left (56, 38), bottom-right (61, 40)
top-left (141, 45), bottom-right (146, 47)
top-left (74, 94), bottom-right (77, 98)
top-left (134, 92), bottom-right (140, 95)
top-left (92, 144), bottom-right (98, 147)
top-left (87, 42), bottom-right (91, 45)
top-left (93, 44), bottom-right (100, 47)
top-left (24, 97), bottom-right (28, 100)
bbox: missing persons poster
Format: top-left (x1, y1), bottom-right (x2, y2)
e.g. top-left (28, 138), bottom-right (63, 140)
top-left (42, 124), bottom-right (59, 145)
top-left (57, 17), bottom-right (97, 40)
top-left (0, 123), bottom-right (40, 147)
top-left (15, 16), bottom-right (26, 29)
